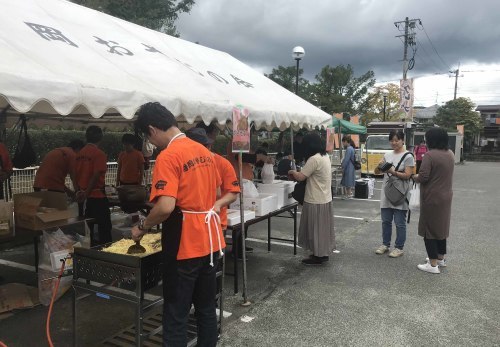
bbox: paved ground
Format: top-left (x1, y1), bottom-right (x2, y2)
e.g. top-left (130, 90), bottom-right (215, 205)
top-left (0, 161), bottom-right (499, 346)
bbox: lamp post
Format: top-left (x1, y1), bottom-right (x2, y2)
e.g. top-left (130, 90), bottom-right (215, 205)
top-left (292, 46), bottom-right (305, 95)
top-left (382, 91), bottom-right (388, 122)
top-left (291, 46), bottom-right (305, 160)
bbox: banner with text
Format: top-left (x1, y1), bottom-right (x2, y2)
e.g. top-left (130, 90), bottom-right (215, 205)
top-left (400, 78), bottom-right (414, 120)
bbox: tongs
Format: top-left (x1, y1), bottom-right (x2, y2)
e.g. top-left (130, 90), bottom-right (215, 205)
top-left (127, 240), bottom-right (146, 254)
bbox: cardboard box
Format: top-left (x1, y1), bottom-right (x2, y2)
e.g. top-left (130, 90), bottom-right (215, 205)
top-left (14, 192), bottom-right (77, 230)
top-left (256, 181), bottom-right (296, 208)
top-left (226, 209), bottom-right (256, 226)
top-left (230, 193), bottom-right (278, 216)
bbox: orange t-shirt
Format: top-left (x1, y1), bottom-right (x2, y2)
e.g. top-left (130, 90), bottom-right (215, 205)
top-left (150, 136), bottom-right (223, 260)
top-left (74, 144), bottom-right (107, 198)
top-left (214, 153), bottom-right (240, 230)
top-left (0, 143), bottom-right (13, 172)
top-left (118, 150), bottom-right (144, 184)
top-left (34, 147), bottom-right (75, 192)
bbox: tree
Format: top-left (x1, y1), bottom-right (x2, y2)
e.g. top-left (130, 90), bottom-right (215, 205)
top-left (434, 97), bottom-right (481, 140)
top-left (265, 65), bottom-right (309, 95)
top-left (312, 64), bottom-right (375, 115)
top-left (71, 0), bottom-right (195, 36)
top-left (361, 83), bottom-right (404, 125)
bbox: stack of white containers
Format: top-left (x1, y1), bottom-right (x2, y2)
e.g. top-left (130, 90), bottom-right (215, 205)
top-left (255, 180), bottom-right (297, 209)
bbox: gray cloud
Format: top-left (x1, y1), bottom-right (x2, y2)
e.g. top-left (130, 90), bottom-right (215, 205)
top-left (177, 0), bottom-right (500, 83)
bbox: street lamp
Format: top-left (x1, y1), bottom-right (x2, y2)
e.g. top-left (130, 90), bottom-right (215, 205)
top-left (292, 46), bottom-right (305, 95)
top-left (382, 90), bottom-right (388, 122)
top-left (291, 46), bottom-right (305, 162)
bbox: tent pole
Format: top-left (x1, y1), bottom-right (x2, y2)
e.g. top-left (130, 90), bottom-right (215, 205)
top-left (238, 152), bottom-right (251, 306)
top-left (290, 126), bottom-right (294, 159)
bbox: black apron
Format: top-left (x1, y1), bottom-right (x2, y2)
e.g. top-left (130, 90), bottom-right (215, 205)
top-left (161, 206), bottom-right (183, 302)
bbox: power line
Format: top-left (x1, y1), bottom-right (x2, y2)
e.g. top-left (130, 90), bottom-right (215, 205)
top-left (417, 21), bottom-right (452, 71)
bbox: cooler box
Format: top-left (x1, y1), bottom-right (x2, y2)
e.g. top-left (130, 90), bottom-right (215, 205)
top-left (256, 181), bottom-right (296, 208)
top-left (229, 193), bottom-right (278, 216)
top-left (354, 180), bottom-right (369, 199)
top-left (226, 209), bottom-right (256, 226)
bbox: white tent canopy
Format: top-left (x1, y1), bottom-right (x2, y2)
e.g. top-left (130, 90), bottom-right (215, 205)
top-left (0, 0), bottom-right (331, 130)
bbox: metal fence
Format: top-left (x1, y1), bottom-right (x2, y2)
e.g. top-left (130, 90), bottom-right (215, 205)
top-left (9, 161), bottom-right (155, 196)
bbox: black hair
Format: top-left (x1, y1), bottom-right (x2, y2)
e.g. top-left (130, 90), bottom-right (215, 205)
top-left (196, 121), bottom-right (219, 136)
top-left (341, 135), bottom-right (351, 143)
top-left (134, 102), bottom-right (177, 136)
top-left (388, 130), bottom-right (405, 141)
top-left (303, 132), bottom-right (326, 160)
top-left (425, 127), bottom-right (449, 150)
top-left (85, 125), bottom-right (103, 143)
top-left (67, 139), bottom-right (85, 151)
top-left (121, 133), bottom-right (137, 145)
top-left (255, 148), bottom-right (267, 156)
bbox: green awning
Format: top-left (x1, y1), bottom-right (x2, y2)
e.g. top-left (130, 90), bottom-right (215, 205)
top-left (331, 118), bottom-right (367, 134)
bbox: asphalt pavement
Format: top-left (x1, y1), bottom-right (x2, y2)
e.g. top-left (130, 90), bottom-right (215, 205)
top-left (0, 161), bottom-right (499, 346)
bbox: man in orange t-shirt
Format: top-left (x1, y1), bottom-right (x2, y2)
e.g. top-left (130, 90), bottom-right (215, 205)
top-left (116, 134), bottom-right (144, 186)
top-left (131, 102), bottom-right (236, 347)
top-left (74, 126), bottom-right (111, 246)
top-left (0, 142), bottom-right (13, 200)
top-left (33, 139), bottom-right (84, 195)
top-left (187, 127), bottom-right (240, 230)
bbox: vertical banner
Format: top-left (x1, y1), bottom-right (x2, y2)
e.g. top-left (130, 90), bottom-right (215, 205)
top-left (326, 127), bottom-right (335, 152)
top-left (456, 125), bottom-right (464, 135)
top-left (400, 78), bottom-right (414, 120)
top-left (350, 115), bottom-right (360, 148)
top-left (232, 106), bottom-right (250, 152)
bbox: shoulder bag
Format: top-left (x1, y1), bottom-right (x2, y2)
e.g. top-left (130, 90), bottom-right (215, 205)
top-left (292, 180), bottom-right (306, 205)
top-left (384, 152), bottom-right (413, 206)
top-left (12, 116), bottom-right (37, 169)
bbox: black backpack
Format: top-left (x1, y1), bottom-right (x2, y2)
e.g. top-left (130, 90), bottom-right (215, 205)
top-left (12, 116), bottom-right (37, 169)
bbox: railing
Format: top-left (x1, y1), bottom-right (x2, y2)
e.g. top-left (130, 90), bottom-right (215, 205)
top-left (9, 161), bottom-right (156, 196)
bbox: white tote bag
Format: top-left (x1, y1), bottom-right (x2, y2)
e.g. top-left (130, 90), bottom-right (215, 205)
top-left (409, 183), bottom-right (420, 211)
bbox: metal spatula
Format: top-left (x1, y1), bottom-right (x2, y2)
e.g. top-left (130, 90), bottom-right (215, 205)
top-left (127, 240), bottom-right (146, 254)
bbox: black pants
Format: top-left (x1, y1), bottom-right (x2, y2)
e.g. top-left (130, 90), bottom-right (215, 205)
top-left (85, 197), bottom-right (112, 247)
top-left (424, 237), bottom-right (447, 259)
top-left (163, 253), bottom-right (219, 347)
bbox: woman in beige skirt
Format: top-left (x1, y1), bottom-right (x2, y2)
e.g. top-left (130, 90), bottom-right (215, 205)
top-left (289, 132), bottom-right (335, 265)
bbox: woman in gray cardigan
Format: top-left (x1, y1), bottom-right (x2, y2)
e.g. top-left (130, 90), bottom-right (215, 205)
top-left (414, 127), bottom-right (455, 274)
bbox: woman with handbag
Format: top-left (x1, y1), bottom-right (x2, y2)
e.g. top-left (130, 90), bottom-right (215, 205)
top-left (288, 132), bottom-right (335, 265)
top-left (413, 128), bottom-right (454, 274)
top-left (340, 135), bottom-right (356, 199)
top-left (374, 130), bottom-right (415, 258)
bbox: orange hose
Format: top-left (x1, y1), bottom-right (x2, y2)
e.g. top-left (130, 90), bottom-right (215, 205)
top-left (0, 341), bottom-right (8, 347)
top-left (46, 259), bottom-right (67, 347)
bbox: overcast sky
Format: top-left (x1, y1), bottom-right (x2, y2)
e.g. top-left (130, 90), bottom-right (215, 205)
top-left (177, 0), bottom-right (500, 107)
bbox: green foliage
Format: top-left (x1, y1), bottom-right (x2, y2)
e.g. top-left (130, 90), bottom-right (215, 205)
top-left (434, 97), bottom-right (482, 139)
top-left (71, 0), bottom-right (195, 36)
top-left (5, 129), bottom-right (131, 165)
top-left (265, 65), bottom-right (310, 96)
top-left (362, 83), bottom-right (405, 125)
top-left (312, 64), bottom-right (375, 115)
top-left (266, 64), bottom-right (375, 115)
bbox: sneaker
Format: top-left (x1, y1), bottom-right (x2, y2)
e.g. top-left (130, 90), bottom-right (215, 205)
top-left (388, 248), bottom-right (404, 258)
top-left (426, 258), bottom-right (447, 267)
top-left (417, 262), bottom-right (440, 274)
top-left (375, 245), bottom-right (389, 254)
top-left (301, 257), bottom-right (324, 266)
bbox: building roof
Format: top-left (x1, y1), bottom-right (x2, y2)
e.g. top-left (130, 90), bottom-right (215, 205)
top-left (475, 105), bottom-right (500, 112)
top-left (414, 104), bottom-right (439, 119)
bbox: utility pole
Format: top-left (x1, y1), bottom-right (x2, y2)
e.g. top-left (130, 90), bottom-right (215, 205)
top-left (394, 17), bottom-right (420, 80)
top-left (450, 62), bottom-right (461, 99)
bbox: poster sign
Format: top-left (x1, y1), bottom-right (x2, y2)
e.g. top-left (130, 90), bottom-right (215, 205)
top-left (400, 78), bottom-right (414, 120)
top-left (456, 124), bottom-right (464, 135)
top-left (232, 106), bottom-right (250, 152)
top-left (326, 127), bottom-right (335, 152)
